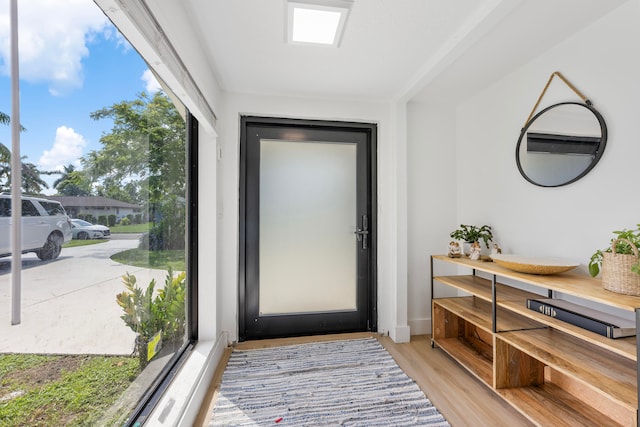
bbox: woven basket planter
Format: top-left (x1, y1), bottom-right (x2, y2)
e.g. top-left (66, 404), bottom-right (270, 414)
top-left (602, 238), bottom-right (640, 295)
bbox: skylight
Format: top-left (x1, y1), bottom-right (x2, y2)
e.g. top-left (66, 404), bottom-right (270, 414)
top-left (287, 1), bottom-right (352, 47)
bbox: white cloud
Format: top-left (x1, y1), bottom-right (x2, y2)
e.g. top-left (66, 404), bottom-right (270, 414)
top-left (0, 0), bottom-right (112, 95)
top-left (142, 69), bottom-right (162, 93)
top-left (38, 126), bottom-right (86, 171)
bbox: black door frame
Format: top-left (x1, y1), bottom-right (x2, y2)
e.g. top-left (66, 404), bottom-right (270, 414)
top-left (239, 116), bottom-right (377, 340)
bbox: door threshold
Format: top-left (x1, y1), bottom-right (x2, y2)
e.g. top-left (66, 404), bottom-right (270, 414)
top-left (234, 331), bottom-right (378, 350)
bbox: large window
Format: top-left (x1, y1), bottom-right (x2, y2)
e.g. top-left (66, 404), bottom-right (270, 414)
top-left (0, 2), bottom-right (195, 425)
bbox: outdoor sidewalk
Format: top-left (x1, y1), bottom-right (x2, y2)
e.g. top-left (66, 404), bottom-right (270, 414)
top-left (0, 237), bottom-right (168, 355)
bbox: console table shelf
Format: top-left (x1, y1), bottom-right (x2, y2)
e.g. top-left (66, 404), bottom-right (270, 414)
top-left (434, 271), bottom-right (638, 360)
top-left (499, 329), bottom-right (637, 410)
top-left (431, 254), bottom-right (640, 427)
top-left (498, 384), bottom-right (628, 427)
top-left (432, 255), bottom-right (640, 312)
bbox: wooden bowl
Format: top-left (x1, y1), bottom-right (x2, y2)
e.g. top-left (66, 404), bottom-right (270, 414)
top-left (491, 254), bottom-right (579, 275)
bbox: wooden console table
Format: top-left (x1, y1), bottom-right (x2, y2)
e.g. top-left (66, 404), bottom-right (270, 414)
top-left (430, 254), bottom-right (640, 426)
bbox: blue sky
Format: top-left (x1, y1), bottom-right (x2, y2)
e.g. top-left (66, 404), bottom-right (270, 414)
top-left (0, 0), bottom-right (160, 193)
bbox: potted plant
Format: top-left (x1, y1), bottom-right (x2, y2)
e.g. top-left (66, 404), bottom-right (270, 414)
top-left (449, 224), bottom-right (493, 255)
top-left (588, 224), bottom-right (640, 295)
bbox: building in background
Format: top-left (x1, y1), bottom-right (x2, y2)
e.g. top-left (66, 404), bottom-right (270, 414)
top-left (47, 196), bottom-right (141, 222)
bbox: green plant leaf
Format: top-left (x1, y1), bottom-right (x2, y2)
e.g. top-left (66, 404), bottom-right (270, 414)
top-left (590, 225), bottom-right (640, 277)
top-left (449, 224), bottom-right (493, 248)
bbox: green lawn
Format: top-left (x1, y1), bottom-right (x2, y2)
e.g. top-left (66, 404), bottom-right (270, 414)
top-left (2, 226), bottom-right (184, 425)
top-left (62, 239), bottom-right (109, 248)
top-left (111, 248), bottom-right (185, 271)
top-left (110, 222), bottom-right (151, 233)
top-left (0, 354), bottom-right (139, 427)
top-left (2, 226), bottom-right (186, 424)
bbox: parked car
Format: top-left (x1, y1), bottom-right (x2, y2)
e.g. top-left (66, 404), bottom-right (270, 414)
top-left (70, 219), bottom-right (111, 239)
top-left (0, 194), bottom-right (73, 260)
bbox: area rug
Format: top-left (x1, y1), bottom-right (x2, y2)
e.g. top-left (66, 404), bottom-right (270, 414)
top-left (210, 338), bottom-right (450, 426)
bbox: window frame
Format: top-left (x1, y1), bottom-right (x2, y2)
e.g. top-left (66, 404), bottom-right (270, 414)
top-left (124, 111), bottom-right (199, 426)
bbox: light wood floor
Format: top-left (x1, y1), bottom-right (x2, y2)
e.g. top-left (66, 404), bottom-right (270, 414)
top-left (194, 333), bottom-right (534, 427)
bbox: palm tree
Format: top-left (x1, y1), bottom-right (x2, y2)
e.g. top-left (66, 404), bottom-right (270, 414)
top-left (1, 111), bottom-right (26, 131)
top-left (51, 164), bottom-right (91, 196)
top-left (1, 111), bottom-right (11, 161)
top-left (0, 143), bottom-right (10, 191)
top-left (0, 110), bottom-right (40, 193)
top-left (21, 161), bottom-right (49, 194)
top-left (52, 164), bottom-right (76, 189)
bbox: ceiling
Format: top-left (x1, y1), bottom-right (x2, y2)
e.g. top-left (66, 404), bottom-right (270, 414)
top-left (161, 0), bottom-right (628, 104)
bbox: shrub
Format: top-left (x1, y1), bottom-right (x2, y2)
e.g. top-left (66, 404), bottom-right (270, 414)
top-left (108, 214), bottom-right (117, 227)
top-left (119, 217), bottom-right (131, 226)
top-left (98, 215), bottom-right (108, 226)
top-left (138, 233), bottom-right (150, 250)
top-left (115, 268), bottom-right (186, 369)
top-left (145, 196), bottom-right (185, 251)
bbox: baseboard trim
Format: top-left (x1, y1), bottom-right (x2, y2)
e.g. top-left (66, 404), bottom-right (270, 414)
top-left (389, 325), bottom-right (411, 343)
top-left (408, 318), bottom-right (431, 335)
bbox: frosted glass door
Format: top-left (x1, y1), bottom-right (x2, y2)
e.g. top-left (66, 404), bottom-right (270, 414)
top-left (259, 139), bottom-right (357, 315)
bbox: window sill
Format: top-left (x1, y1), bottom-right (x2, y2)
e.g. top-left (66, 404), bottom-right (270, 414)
top-left (144, 332), bottom-right (228, 426)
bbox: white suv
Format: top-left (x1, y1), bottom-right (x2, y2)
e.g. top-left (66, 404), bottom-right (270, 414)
top-left (0, 194), bottom-right (73, 260)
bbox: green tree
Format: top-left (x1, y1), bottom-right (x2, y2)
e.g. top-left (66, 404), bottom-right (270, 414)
top-left (0, 149), bottom-right (48, 195)
top-left (1, 112), bottom-right (12, 190)
top-left (93, 177), bottom-right (138, 204)
top-left (52, 164), bottom-right (92, 196)
top-left (1, 111), bottom-right (43, 194)
top-left (0, 143), bottom-right (10, 189)
top-left (85, 91), bottom-right (185, 203)
top-left (21, 160), bottom-right (49, 194)
top-left (84, 92), bottom-right (186, 250)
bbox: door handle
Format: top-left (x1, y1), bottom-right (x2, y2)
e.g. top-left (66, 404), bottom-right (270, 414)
top-left (354, 228), bottom-right (368, 237)
top-left (354, 214), bottom-right (369, 250)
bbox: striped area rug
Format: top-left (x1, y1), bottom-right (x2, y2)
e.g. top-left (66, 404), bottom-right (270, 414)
top-left (210, 338), bottom-right (450, 426)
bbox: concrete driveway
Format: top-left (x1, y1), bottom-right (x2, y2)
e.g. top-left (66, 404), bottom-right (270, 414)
top-left (0, 235), bottom-right (170, 355)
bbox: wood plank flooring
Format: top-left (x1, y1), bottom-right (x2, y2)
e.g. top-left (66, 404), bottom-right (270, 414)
top-left (194, 333), bottom-right (534, 427)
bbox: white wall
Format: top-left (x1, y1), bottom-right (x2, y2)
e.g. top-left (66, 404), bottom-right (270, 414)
top-left (217, 92), bottom-right (405, 343)
top-left (407, 0), bottom-right (640, 329)
top-left (198, 123), bottom-right (218, 341)
top-left (406, 102), bottom-right (457, 334)
top-left (457, 1), bottom-right (640, 262)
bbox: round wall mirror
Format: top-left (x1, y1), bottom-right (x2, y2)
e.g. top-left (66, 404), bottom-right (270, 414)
top-left (516, 102), bottom-right (607, 187)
